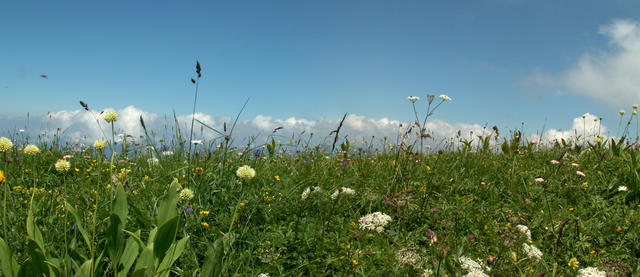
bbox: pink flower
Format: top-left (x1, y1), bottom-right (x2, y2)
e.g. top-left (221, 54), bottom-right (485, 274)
top-left (576, 171), bottom-right (586, 177)
top-left (467, 235), bottom-right (474, 241)
top-left (430, 208), bottom-right (436, 213)
top-left (535, 178), bottom-right (545, 183)
top-left (524, 198), bottom-right (530, 204)
top-left (63, 155), bottom-right (73, 159)
top-left (551, 160), bottom-right (560, 165)
top-left (571, 163), bottom-right (579, 167)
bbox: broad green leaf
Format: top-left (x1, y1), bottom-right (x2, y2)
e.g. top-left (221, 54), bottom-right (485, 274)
top-left (156, 179), bottom-right (179, 226)
top-left (200, 237), bottom-right (224, 277)
top-left (26, 193), bottom-right (45, 253)
top-left (133, 245), bottom-right (154, 275)
top-left (157, 236), bottom-right (189, 277)
top-left (153, 216), bottom-right (179, 261)
top-left (118, 236), bottom-right (140, 276)
top-left (0, 237), bottom-right (17, 277)
top-left (123, 229), bottom-right (145, 250)
top-left (113, 184), bottom-right (129, 227)
top-left (106, 214), bottom-right (125, 266)
top-left (73, 259), bottom-right (94, 277)
top-left (65, 202), bottom-right (92, 252)
top-left (25, 239), bottom-right (49, 277)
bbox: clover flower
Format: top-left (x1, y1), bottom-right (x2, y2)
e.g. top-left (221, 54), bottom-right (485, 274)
top-left (93, 140), bottom-right (107, 150)
top-left (0, 137), bottom-right (13, 152)
top-left (358, 212), bottom-right (392, 233)
top-left (55, 159), bottom-right (71, 172)
top-left (439, 94), bottom-right (452, 101)
top-left (23, 144), bottom-right (40, 155)
top-left (236, 165), bottom-right (256, 179)
top-left (104, 110), bottom-right (118, 123)
top-left (179, 188), bottom-right (195, 201)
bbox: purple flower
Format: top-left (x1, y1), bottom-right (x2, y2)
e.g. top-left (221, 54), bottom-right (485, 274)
top-left (253, 149), bottom-right (262, 157)
top-left (161, 145), bottom-right (169, 151)
top-left (71, 225), bottom-right (78, 231)
top-left (430, 208), bottom-right (436, 213)
top-left (428, 229), bottom-right (435, 238)
top-left (15, 156), bottom-right (22, 161)
top-left (354, 232), bottom-right (360, 238)
top-left (185, 206), bottom-right (193, 214)
top-left (524, 198), bottom-right (530, 204)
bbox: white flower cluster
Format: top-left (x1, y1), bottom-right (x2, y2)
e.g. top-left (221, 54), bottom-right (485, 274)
top-left (515, 224), bottom-right (531, 240)
top-left (330, 187), bottom-right (356, 199)
top-left (301, 186), bottom-right (322, 200)
top-left (358, 212), bottom-right (392, 233)
top-left (577, 267), bottom-right (606, 277)
top-left (421, 269), bottom-right (434, 277)
top-left (459, 256), bottom-right (490, 277)
top-left (522, 243), bottom-right (543, 261)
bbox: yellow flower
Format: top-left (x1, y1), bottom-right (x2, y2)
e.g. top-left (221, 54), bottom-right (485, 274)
top-left (275, 175), bottom-right (280, 181)
top-left (55, 159), bottom-right (71, 172)
top-left (240, 202), bottom-right (246, 207)
top-left (569, 207), bottom-right (574, 212)
top-left (104, 110), bottom-right (118, 123)
top-left (615, 226), bottom-right (622, 232)
top-left (351, 259), bottom-right (358, 265)
top-left (0, 137), bottom-right (12, 152)
top-left (201, 222), bottom-right (209, 228)
top-left (199, 210), bottom-right (210, 215)
top-left (144, 175), bottom-right (149, 180)
top-left (568, 257), bottom-right (580, 269)
top-left (23, 144), bottom-right (40, 155)
top-left (0, 170), bottom-right (4, 183)
top-left (620, 110), bottom-right (626, 115)
top-left (480, 181), bottom-right (486, 185)
top-left (93, 140), bottom-right (107, 150)
top-left (511, 252), bottom-right (517, 261)
top-left (235, 165), bottom-right (256, 179)
top-left (634, 104), bottom-right (639, 109)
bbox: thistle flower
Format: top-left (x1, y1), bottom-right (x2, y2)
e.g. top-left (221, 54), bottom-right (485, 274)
top-left (93, 140), bottom-right (107, 150)
top-left (407, 96), bottom-right (419, 103)
top-left (55, 159), bottom-right (71, 172)
top-left (179, 188), bottom-right (195, 200)
top-left (23, 144), bottom-right (40, 155)
top-left (0, 137), bottom-right (13, 152)
top-left (439, 94), bottom-right (452, 101)
top-left (236, 165), bottom-right (256, 179)
top-left (104, 110), bottom-right (118, 123)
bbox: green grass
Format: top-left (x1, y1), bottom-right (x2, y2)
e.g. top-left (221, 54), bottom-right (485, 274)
top-left (1, 136), bottom-right (639, 276)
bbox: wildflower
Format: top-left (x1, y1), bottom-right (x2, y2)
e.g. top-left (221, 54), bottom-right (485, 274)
top-left (524, 198), bottom-right (530, 204)
top-left (515, 225), bottom-right (532, 241)
top-left (0, 170), bottom-right (4, 183)
top-left (191, 140), bottom-right (202, 145)
top-left (179, 188), bottom-right (195, 200)
top-left (199, 210), bottom-right (210, 215)
top-left (23, 144), bottom-right (40, 155)
top-left (185, 206), bottom-right (193, 213)
top-left (104, 110), bottom-right (118, 123)
top-left (257, 274), bottom-right (270, 277)
top-left (634, 110), bottom-right (638, 115)
top-left (534, 177), bottom-right (545, 183)
top-left (0, 137), bottom-right (12, 152)
top-left (568, 257), bottom-right (580, 270)
top-left (93, 140), bottom-right (107, 150)
top-left (55, 159), bottom-right (71, 172)
top-left (439, 94), bottom-right (452, 101)
top-left (236, 165), bottom-right (256, 179)
top-left (467, 235), bottom-right (474, 241)
top-left (341, 187), bottom-right (355, 195)
top-left (577, 267), bottom-right (606, 277)
top-left (576, 171), bottom-right (586, 177)
top-left (63, 155), bottom-right (72, 159)
top-left (330, 190), bottom-right (339, 200)
top-left (421, 269), bottom-right (434, 277)
top-left (551, 160), bottom-right (560, 165)
top-left (147, 157), bottom-right (159, 166)
top-left (615, 226), bottom-right (621, 232)
top-left (522, 243), bottom-right (543, 261)
top-left (396, 248), bottom-right (421, 266)
top-left (358, 212), bottom-right (392, 233)
top-left (162, 151), bottom-right (174, 156)
top-left (459, 256), bottom-right (490, 275)
top-left (634, 104), bottom-right (639, 109)
top-left (301, 187), bottom-right (311, 200)
top-left (618, 186), bottom-right (628, 192)
top-left (201, 222), bottom-right (209, 228)
top-left (274, 175), bottom-right (280, 181)
top-left (571, 163), bottom-right (580, 167)
top-left (620, 110), bottom-right (626, 115)
top-left (407, 96), bottom-right (419, 103)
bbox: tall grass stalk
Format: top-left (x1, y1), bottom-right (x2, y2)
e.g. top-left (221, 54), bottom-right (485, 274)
top-left (188, 61), bottom-right (202, 158)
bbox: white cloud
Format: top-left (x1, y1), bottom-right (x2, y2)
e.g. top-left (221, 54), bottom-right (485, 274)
top-left (534, 113), bottom-right (608, 144)
top-left (523, 19), bottom-right (640, 107)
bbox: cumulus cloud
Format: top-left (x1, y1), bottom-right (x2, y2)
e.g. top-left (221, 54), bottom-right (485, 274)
top-left (522, 19), bottom-right (640, 107)
top-left (533, 113), bottom-right (608, 144)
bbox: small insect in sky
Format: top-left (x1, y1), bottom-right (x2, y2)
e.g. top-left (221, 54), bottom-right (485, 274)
top-left (40, 74), bottom-right (48, 79)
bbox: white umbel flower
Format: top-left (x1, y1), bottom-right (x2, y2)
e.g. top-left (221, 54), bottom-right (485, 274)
top-left (358, 212), bottom-right (392, 233)
top-left (577, 267), bottom-right (606, 277)
top-left (515, 224), bottom-right (532, 241)
top-left (522, 243), bottom-right (543, 261)
top-left (439, 94), bottom-right (452, 101)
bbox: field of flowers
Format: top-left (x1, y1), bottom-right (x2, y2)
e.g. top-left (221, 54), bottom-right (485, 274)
top-left (1, 116), bottom-right (639, 277)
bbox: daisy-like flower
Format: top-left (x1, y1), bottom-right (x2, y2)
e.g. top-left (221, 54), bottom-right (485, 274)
top-left (618, 186), bottom-right (628, 192)
top-left (577, 267), bottom-right (606, 277)
top-left (55, 159), bottom-right (71, 172)
top-left (0, 137), bottom-right (13, 152)
top-left (93, 139), bottom-right (107, 150)
top-left (522, 243), bottom-right (543, 261)
top-left (179, 188), bottom-right (195, 200)
top-left (439, 94), bottom-right (452, 101)
top-left (236, 165), bottom-right (256, 179)
top-left (407, 96), bottom-right (420, 103)
top-left (104, 110), bottom-right (118, 123)
top-left (358, 212), bottom-right (392, 233)
top-left (23, 144), bottom-right (40, 155)
top-left (576, 171), bottom-right (586, 177)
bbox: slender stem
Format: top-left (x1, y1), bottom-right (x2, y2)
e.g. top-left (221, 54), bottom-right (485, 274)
top-left (188, 78), bottom-right (200, 158)
top-left (2, 152), bottom-right (8, 242)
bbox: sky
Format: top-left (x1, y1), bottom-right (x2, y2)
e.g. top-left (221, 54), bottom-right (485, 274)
top-left (1, 0), bottom-right (640, 146)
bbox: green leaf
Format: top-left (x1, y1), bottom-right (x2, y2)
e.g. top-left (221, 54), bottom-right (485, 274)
top-left (0, 237), bottom-right (18, 277)
top-left (133, 245), bottom-right (154, 275)
top-left (113, 184), bottom-right (129, 227)
top-left (200, 237), bottom-right (224, 277)
top-left (156, 179), bottom-right (179, 226)
top-left (106, 214), bottom-right (125, 266)
top-left (123, 229), bottom-right (145, 250)
top-left (156, 236), bottom-right (189, 277)
top-left (73, 259), bottom-right (94, 277)
top-left (153, 216), bottom-right (179, 262)
top-left (65, 202), bottom-right (92, 252)
top-left (26, 193), bottom-right (45, 253)
top-left (118, 236), bottom-right (140, 276)
top-left (25, 239), bottom-right (49, 277)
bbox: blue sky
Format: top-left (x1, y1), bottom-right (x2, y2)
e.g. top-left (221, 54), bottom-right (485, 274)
top-left (2, 0), bottom-right (640, 142)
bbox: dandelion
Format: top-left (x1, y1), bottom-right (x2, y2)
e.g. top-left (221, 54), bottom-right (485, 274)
top-left (55, 159), bottom-right (71, 172)
top-left (618, 186), bottom-right (628, 192)
top-left (522, 243), bottom-right (543, 261)
top-left (104, 110), bottom-right (118, 123)
top-left (551, 160), bottom-right (560, 165)
top-left (179, 188), bottom-right (195, 201)
top-left (201, 222), bottom-right (209, 228)
top-left (568, 257), bottom-right (580, 270)
top-left (93, 140), bottom-right (107, 150)
top-left (23, 144), bottom-right (40, 155)
top-left (236, 165), bottom-right (256, 179)
top-left (407, 96), bottom-right (420, 103)
top-left (576, 171), bottom-right (586, 177)
top-left (439, 94), bottom-right (452, 101)
top-left (358, 212), bottom-right (392, 233)
top-left (577, 267), bottom-right (606, 277)
top-left (0, 137), bottom-right (12, 152)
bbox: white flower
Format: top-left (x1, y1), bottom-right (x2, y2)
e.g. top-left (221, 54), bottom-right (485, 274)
top-left (330, 190), bottom-right (339, 200)
top-left (55, 159), bottom-right (71, 172)
top-left (463, 272), bottom-right (490, 277)
top-left (257, 274), bottom-right (270, 277)
top-left (147, 157), bottom-right (159, 166)
top-left (395, 248), bottom-right (420, 266)
top-left (236, 165), bottom-right (256, 179)
top-left (522, 243), bottom-right (543, 261)
top-left (23, 144), bottom-right (40, 155)
top-left (19, 129), bottom-right (25, 133)
top-left (421, 269), bottom-right (434, 277)
top-left (191, 140), bottom-right (203, 145)
top-left (407, 96), bottom-right (420, 103)
top-left (301, 187), bottom-right (312, 201)
top-left (577, 267), bottom-right (606, 277)
top-left (358, 212), bottom-right (392, 233)
top-left (104, 110), bottom-right (118, 123)
top-left (618, 186), bottom-right (628, 192)
top-left (162, 151), bottom-right (174, 156)
top-left (0, 137), bottom-right (13, 152)
top-left (93, 140), bottom-right (107, 150)
top-left (179, 188), bottom-right (195, 200)
top-left (341, 187), bottom-right (355, 195)
top-left (459, 256), bottom-right (484, 273)
top-left (439, 94), bottom-right (452, 101)
top-left (515, 225), bottom-right (532, 241)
